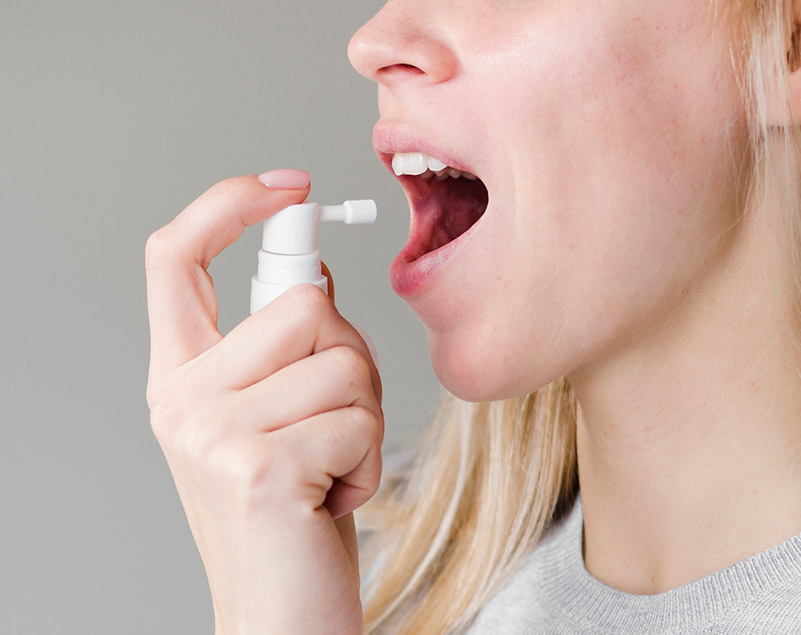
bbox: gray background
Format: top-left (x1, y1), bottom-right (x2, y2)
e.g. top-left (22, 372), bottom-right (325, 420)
top-left (1, 2), bottom-right (441, 633)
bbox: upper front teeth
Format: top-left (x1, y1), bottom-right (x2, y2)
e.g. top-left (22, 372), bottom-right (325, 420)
top-left (392, 152), bottom-right (477, 180)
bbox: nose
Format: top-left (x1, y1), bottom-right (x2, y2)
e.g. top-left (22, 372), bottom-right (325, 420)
top-left (348, 1), bottom-right (458, 86)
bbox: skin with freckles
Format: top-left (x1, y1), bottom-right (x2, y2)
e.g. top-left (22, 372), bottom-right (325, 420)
top-left (350, 0), bottom-right (801, 597)
top-left (352, 0), bottom-right (748, 401)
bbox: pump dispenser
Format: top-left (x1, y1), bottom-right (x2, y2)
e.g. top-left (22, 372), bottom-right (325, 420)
top-left (250, 200), bottom-right (377, 314)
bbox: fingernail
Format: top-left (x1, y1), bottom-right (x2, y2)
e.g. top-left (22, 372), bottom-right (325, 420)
top-left (258, 169), bottom-right (310, 189)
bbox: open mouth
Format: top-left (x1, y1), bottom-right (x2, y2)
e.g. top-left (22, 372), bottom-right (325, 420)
top-left (391, 152), bottom-right (489, 262)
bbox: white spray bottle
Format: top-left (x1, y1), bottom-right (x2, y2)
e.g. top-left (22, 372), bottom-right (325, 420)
top-left (250, 199), bottom-right (377, 314)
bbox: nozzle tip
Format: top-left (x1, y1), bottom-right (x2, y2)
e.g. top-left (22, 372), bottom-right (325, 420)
top-left (343, 199), bottom-right (377, 224)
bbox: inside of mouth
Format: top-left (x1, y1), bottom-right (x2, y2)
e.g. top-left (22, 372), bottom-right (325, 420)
top-left (414, 176), bottom-right (489, 258)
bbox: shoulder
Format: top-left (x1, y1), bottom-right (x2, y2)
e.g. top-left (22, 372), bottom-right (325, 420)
top-left (707, 565), bottom-right (801, 632)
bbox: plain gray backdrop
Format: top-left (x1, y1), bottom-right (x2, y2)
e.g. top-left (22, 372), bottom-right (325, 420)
top-left (1, 2), bottom-right (442, 632)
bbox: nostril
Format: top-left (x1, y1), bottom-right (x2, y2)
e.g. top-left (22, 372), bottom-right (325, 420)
top-left (378, 63), bottom-right (426, 77)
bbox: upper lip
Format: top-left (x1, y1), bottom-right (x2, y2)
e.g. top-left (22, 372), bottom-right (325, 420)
top-left (372, 121), bottom-right (479, 179)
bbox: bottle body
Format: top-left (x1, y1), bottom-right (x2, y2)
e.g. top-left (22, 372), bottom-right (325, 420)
top-left (250, 250), bottom-right (328, 314)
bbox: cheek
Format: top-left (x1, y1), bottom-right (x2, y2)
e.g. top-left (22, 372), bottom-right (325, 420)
top-left (493, 10), bottom-right (740, 206)
top-left (430, 5), bottom-right (748, 400)
top-left (507, 8), bottom-right (743, 298)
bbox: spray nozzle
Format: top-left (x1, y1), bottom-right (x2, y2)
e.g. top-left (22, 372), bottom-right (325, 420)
top-left (259, 200), bottom-right (376, 255)
top-left (250, 200), bottom-right (377, 313)
top-left (320, 200), bottom-right (378, 224)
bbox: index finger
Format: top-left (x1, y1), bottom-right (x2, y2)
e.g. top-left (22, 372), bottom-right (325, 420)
top-left (145, 171), bottom-right (311, 383)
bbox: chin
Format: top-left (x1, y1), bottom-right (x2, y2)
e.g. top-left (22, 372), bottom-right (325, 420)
top-left (434, 370), bottom-right (501, 403)
top-left (426, 324), bottom-right (579, 402)
top-left (427, 334), bottom-right (543, 403)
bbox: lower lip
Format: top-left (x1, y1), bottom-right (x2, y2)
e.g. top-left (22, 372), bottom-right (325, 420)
top-left (389, 227), bottom-right (472, 297)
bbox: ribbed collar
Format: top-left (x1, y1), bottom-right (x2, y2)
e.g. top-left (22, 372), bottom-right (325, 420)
top-left (539, 495), bottom-right (801, 631)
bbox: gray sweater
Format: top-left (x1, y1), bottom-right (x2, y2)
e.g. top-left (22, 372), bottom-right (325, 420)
top-left (465, 496), bottom-right (801, 633)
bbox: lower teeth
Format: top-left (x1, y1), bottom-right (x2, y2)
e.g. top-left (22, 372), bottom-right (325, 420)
top-left (421, 168), bottom-right (477, 181)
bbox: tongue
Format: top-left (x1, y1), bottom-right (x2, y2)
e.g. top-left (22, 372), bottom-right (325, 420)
top-left (425, 177), bottom-right (489, 253)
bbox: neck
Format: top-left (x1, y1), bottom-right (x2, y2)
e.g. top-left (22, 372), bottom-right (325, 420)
top-left (568, 216), bottom-right (801, 595)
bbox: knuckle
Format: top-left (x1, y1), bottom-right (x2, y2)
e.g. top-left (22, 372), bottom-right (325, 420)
top-left (146, 364), bottom-right (207, 447)
top-left (207, 435), bottom-right (303, 508)
top-left (148, 388), bottom-right (191, 449)
top-left (347, 405), bottom-right (373, 432)
top-left (241, 440), bottom-right (305, 508)
top-left (181, 426), bottom-right (246, 484)
top-left (178, 398), bottom-right (241, 469)
top-left (348, 406), bottom-right (381, 445)
top-left (363, 455), bottom-right (384, 499)
top-left (331, 346), bottom-right (371, 384)
top-left (179, 421), bottom-right (217, 467)
top-left (346, 416), bottom-right (383, 500)
top-left (255, 439), bottom-right (301, 495)
top-left (205, 177), bottom-right (262, 222)
top-left (208, 442), bottom-right (258, 487)
top-left (207, 176), bottom-right (248, 203)
top-left (145, 228), bottom-right (178, 271)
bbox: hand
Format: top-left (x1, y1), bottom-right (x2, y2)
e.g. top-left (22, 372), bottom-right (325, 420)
top-left (145, 174), bottom-right (383, 634)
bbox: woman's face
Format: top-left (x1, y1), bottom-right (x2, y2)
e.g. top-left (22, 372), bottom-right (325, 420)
top-left (349, 0), bottom-right (748, 401)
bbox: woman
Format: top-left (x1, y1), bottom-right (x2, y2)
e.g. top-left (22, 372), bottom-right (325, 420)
top-left (145, 0), bottom-right (801, 632)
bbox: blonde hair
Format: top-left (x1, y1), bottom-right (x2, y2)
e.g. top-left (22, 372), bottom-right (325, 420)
top-left (357, 2), bottom-right (801, 632)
